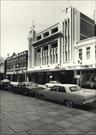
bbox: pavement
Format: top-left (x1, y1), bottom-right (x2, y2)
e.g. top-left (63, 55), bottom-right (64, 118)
top-left (0, 90), bottom-right (96, 135)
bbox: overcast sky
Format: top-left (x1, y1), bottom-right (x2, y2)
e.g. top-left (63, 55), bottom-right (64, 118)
top-left (1, 0), bottom-right (96, 57)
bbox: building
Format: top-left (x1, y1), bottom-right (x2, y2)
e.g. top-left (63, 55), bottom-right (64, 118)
top-left (5, 51), bottom-right (28, 82)
top-left (27, 6), bottom-right (96, 88)
top-left (74, 36), bottom-right (96, 88)
top-left (0, 57), bottom-right (5, 81)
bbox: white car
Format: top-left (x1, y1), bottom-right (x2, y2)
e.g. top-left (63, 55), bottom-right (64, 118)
top-left (45, 81), bottom-right (61, 88)
top-left (38, 84), bottom-right (96, 107)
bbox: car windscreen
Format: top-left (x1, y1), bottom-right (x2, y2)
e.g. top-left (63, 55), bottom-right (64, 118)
top-left (70, 86), bottom-right (81, 92)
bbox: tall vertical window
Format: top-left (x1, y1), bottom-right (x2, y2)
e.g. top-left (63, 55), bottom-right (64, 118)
top-left (86, 47), bottom-right (90, 59)
top-left (65, 51), bottom-right (67, 61)
top-left (50, 42), bottom-right (58, 64)
top-left (35, 48), bottom-right (41, 66)
top-left (79, 49), bottom-right (82, 60)
top-left (95, 46), bottom-right (96, 58)
top-left (42, 46), bottom-right (48, 65)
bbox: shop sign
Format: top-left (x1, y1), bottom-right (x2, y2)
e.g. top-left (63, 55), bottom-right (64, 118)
top-left (74, 75), bottom-right (80, 79)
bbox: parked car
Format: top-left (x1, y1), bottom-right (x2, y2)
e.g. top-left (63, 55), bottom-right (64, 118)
top-left (38, 84), bottom-right (96, 107)
top-left (0, 79), bottom-right (12, 90)
top-left (45, 81), bottom-right (61, 88)
top-left (10, 82), bottom-right (19, 86)
top-left (12, 82), bottom-right (43, 96)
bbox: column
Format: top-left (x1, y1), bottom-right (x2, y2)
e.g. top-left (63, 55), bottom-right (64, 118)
top-left (48, 44), bottom-right (51, 65)
top-left (67, 19), bottom-right (69, 62)
top-left (61, 37), bottom-right (63, 65)
top-left (64, 21), bottom-right (65, 63)
top-left (41, 47), bottom-right (43, 66)
top-left (32, 46), bottom-right (34, 68)
top-left (58, 38), bottom-right (61, 65)
top-left (28, 38), bottom-right (32, 68)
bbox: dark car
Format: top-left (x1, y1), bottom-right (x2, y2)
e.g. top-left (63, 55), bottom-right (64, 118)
top-left (12, 82), bottom-right (39, 96)
top-left (0, 79), bottom-right (12, 91)
top-left (12, 82), bottom-right (28, 94)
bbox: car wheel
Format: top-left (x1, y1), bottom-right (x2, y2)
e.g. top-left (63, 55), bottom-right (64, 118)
top-left (65, 100), bottom-right (74, 108)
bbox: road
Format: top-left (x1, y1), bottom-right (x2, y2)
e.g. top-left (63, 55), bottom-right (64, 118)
top-left (0, 90), bottom-right (96, 135)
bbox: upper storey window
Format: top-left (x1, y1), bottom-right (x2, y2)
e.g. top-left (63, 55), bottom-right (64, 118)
top-left (37, 35), bottom-right (41, 40)
top-left (43, 31), bottom-right (49, 37)
top-left (51, 27), bottom-right (58, 34)
top-left (79, 49), bottom-right (82, 60)
top-left (86, 47), bottom-right (90, 59)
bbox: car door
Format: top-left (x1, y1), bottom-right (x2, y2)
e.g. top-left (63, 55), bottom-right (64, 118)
top-left (56, 86), bottom-right (67, 103)
top-left (45, 86), bottom-right (58, 101)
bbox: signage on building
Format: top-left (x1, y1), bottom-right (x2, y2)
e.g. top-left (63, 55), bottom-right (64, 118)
top-left (74, 75), bottom-right (80, 79)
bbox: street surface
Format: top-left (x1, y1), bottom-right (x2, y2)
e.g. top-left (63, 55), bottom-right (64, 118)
top-left (0, 90), bottom-right (96, 135)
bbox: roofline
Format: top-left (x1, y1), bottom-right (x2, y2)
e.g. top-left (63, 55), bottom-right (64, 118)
top-left (6, 50), bottom-right (28, 60)
top-left (36, 22), bottom-right (59, 36)
top-left (77, 36), bottom-right (96, 44)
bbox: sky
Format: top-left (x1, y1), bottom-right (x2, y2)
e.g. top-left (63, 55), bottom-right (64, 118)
top-left (1, 0), bottom-right (96, 58)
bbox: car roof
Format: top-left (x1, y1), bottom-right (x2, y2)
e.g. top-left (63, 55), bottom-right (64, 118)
top-left (50, 81), bottom-right (59, 82)
top-left (53, 84), bottom-right (78, 87)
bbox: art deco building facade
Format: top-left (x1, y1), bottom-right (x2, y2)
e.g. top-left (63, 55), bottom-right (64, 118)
top-left (5, 51), bottom-right (28, 82)
top-left (27, 6), bottom-right (96, 88)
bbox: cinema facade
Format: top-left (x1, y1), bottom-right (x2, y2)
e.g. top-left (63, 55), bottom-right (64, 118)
top-left (27, 7), bottom-right (96, 88)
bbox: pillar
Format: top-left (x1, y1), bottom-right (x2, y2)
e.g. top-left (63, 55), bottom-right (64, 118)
top-left (48, 44), bottom-right (51, 65)
top-left (58, 37), bottom-right (61, 65)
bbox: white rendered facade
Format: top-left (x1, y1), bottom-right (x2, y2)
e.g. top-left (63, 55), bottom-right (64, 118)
top-left (28, 7), bottom-right (81, 71)
top-left (73, 37), bottom-right (96, 88)
top-left (27, 6), bottom-right (96, 87)
top-left (74, 36), bottom-right (96, 69)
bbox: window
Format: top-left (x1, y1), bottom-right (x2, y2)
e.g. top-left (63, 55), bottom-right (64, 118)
top-left (65, 20), bottom-right (67, 28)
top-left (43, 31), bottom-right (49, 37)
top-left (35, 48), bottom-right (41, 66)
top-left (37, 35), bottom-right (41, 40)
top-left (70, 86), bottom-right (81, 92)
top-left (50, 87), bottom-right (57, 91)
top-left (58, 87), bottom-right (66, 93)
top-left (50, 42), bottom-right (58, 64)
top-left (51, 27), bottom-right (58, 34)
top-left (79, 49), bottom-right (82, 60)
top-left (76, 70), bottom-right (80, 75)
top-left (42, 46), bottom-right (48, 65)
top-left (65, 51), bottom-right (67, 61)
top-left (86, 47), bottom-right (90, 59)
